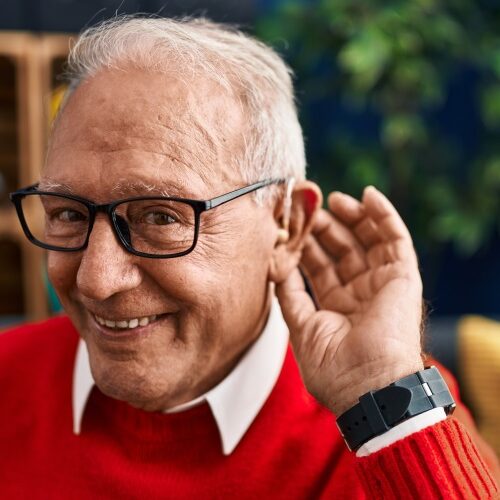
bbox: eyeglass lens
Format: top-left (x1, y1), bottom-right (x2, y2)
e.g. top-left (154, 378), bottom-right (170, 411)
top-left (19, 194), bottom-right (197, 256)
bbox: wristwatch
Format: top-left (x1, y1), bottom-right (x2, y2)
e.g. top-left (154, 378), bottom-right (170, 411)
top-left (336, 366), bottom-right (456, 451)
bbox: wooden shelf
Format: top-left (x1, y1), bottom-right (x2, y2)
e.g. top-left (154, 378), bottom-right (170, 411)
top-left (0, 33), bottom-right (32, 58)
top-left (0, 32), bottom-right (72, 321)
top-left (0, 206), bottom-right (22, 240)
top-left (0, 239), bottom-right (23, 316)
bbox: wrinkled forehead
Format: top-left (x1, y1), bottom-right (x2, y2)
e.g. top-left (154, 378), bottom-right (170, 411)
top-left (44, 67), bottom-right (247, 198)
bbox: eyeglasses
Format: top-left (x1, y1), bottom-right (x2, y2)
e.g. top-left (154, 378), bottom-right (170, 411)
top-left (9, 179), bottom-right (287, 258)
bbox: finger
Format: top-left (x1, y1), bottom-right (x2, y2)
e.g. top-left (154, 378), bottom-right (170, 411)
top-left (303, 232), bottom-right (365, 287)
top-left (301, 237), bottom-right (361, 313)
top-left (328, 191), bottom-right (365, 227)
top-left (353, 217), bottom-right (383, 248)
top-left (328, 191), bottom-right (383, 249)
top-left (275, 267), bottom-right (317, 335)
top-left (310, 210), bottom-right (367, 283)
top-left (362, 186), bottom-right (411, 242)
top-left (313, 209), bottom-right (368, 270)
top-left (366, 239), bottom-right (414, 267)
top-left (301, 235), bottom-right (342, 291)
top-left (276, 268), bottom-right (352, 373)
top-left (366, 243), bottom-right (392, 267)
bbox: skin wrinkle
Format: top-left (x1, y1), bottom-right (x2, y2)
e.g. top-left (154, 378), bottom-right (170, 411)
top-left (195, 206), bottom-right (254, 275)
top-left (44, 66), bottom-right (312, 412)
top-left (47, 145), bottom-right (210, 202)
top-left (62, 17), bottom-right (308, 194)
top-left (52, 72), bottom-right (240, 190)
top-left (156, 112), bottom-right (224, 158)
top-left (58, 137), bottom-right (216, 188)
top-left (64, 144), bottom-right (211, 186)
top-left (86, 123), bottom-right (220, 172)
top-left (40, 178), bottom-right (192, 200)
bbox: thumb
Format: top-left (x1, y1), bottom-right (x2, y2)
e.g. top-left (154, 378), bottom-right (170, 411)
top-left (275, 267), bottom-right (317, 341)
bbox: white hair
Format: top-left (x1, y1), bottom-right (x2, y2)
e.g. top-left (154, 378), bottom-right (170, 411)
top-left (62, 15), bottom-right (306, 201)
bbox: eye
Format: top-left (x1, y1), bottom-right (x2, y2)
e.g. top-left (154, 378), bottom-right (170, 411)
top-left (143, 211), bottom-right (177, 225)
top-left (54, 209), bottom-right (87, 223)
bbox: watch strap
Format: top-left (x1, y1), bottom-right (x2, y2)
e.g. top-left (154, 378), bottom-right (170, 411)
top-left (336, 366), bottom-right (456, 451)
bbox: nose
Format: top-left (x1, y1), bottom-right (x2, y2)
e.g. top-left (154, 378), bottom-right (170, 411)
top-left (76, 216), bottom-right (142, 301)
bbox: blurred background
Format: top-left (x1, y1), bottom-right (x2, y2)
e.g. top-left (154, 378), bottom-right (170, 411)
top-left (0, 0), bottom-right (498, 455)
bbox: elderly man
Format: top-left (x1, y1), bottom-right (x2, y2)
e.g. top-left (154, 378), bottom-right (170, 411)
top-left (1, 16), bottom-right (498, 498)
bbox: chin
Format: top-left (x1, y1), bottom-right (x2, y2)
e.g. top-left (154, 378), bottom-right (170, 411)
top-left (97, 378), bottom-right (169, 411)
top-left (91, 362), bottom-right (174, 411)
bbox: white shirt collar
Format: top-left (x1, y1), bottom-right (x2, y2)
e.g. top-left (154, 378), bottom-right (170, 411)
top-left (73, 297), bottom-right (289, 455)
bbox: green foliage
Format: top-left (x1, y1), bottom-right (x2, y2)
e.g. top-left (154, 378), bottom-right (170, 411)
top-left (257, 0), bottom-right (500, 255)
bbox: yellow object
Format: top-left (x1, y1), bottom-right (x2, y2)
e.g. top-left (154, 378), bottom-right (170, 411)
top-left (459, 315), bottom-right (500, 457)
top-left (49, 85), bottom-right (67, 124)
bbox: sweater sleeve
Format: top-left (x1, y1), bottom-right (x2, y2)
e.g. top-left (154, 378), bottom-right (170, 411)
top-left (354, 417), bottom-right (499, 499)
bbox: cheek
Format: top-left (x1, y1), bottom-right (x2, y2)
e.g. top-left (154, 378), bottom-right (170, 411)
top-left (198, 208), bottom-right (276, 264)
top-left (143, 255), bottom-right (227, 312)
top-left (47, 252), bottom-right (80, 297)
top-left (145, 228), bottom-right (271, 315)
top-left (182, 219), bottom-right (274, 305)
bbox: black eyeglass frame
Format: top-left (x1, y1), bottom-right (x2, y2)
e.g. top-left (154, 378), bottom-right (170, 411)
top-left (9, 178), bottom-right (286, 259)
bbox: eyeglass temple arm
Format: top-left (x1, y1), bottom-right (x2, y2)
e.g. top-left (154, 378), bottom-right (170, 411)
top-left (206, 178), bottom-right (288, 210)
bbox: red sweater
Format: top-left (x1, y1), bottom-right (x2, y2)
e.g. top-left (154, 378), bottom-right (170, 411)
top-left (0, 316), bottom-right (497, 499)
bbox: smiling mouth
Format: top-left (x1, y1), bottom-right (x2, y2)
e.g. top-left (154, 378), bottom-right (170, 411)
top-left (93, 314), bottom-right (161, 330)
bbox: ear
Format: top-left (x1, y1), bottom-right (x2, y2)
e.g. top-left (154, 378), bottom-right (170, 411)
top-left (268, 180), bottom-right (322, 284)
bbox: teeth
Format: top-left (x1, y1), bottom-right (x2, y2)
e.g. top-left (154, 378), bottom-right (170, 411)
top-left (94, 314), bottom-right (160, 330)
top-left (128, 318), bottom-right (139, 329)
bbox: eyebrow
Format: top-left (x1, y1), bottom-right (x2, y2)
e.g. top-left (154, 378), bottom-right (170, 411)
top-left (111, 180), bottom-right (187, 198)
top-left (37, 180), bottom-right (77, 194)
top-left (37, 179), bottom-right (196, 199)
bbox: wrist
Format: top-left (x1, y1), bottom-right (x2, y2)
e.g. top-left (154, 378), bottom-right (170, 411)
top-left (335, 365), bottom-right (456, 452)
top-left (331, 358), bottom-right (425, 416)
